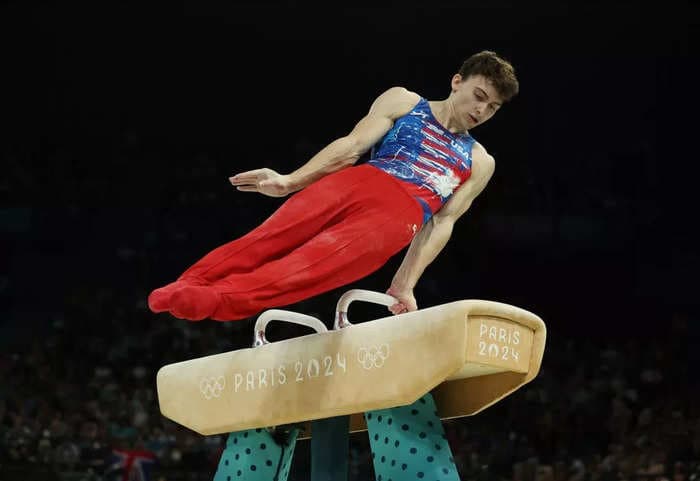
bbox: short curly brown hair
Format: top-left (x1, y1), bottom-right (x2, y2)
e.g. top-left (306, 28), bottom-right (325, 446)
top-left (458, 50), bottom-right (519, 102)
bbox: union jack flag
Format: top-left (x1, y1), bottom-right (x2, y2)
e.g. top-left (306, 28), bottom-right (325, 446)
top-left (107, 448), bottom-right (156, 481)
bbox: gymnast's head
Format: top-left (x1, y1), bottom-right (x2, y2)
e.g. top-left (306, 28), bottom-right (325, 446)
top-left (449, 50), bottom-right (519, 129)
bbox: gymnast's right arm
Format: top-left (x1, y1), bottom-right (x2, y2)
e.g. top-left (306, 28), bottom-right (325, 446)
top-left (229, 87), bottom-right (420, 197)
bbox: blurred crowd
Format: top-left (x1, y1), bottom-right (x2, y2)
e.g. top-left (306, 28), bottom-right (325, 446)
top-left (0, 280), bottom-right (697, 481)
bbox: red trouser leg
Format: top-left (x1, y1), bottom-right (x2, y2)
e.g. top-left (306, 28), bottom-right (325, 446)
top-left (161, 165), bottom-right (424, 321)
top-left (147, 166), bottom-right (369, 313)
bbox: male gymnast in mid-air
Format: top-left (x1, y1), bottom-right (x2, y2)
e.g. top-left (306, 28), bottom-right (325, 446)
top-left (148, 50), bottom-right (519, 322)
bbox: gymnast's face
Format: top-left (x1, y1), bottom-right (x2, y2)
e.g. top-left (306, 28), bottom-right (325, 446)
top-left (450, 74), bottom-right (503, 130)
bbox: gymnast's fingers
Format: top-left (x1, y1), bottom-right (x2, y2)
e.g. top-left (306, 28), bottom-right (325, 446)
top-left (389, 302), bottom-right (405, 315)
top-left (229, 170), bottom-right (264, 184)
top-left (236, 185), bottom-right (259, 192)
top-left (229, 175), bottom-right (256, 185)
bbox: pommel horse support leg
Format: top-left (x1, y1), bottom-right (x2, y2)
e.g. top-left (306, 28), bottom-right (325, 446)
top-left (156, 290), bottom-right (547, 481)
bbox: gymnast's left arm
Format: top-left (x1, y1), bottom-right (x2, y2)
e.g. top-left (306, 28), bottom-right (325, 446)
top-left (387, 145), bottom-right (496, 314)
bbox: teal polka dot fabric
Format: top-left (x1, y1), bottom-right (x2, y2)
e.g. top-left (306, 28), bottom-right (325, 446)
top-left (364, 393), bottom-right (459, 481)
top-left (213, 427), bottom-right (299, 481)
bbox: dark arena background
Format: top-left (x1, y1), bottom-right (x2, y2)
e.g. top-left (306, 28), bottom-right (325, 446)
top-left (1, 1), bottom-right (699, 480)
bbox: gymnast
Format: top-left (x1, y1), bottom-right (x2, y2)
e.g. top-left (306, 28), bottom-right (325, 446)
top-left (148, 50), bottom-right (519, 322)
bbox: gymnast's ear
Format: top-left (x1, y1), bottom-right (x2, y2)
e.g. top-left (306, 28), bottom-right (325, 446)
top-left (451, 74), bottom-right (466, 92)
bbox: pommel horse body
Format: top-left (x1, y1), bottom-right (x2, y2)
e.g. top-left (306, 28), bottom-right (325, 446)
top-left (156, 290), bottom-right (546, 481)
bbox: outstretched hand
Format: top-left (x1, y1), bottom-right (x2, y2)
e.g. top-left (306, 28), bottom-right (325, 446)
top-left (229, 168), bottom-right (293, 198)
top-left (386, 285), bottom-right (417, 315)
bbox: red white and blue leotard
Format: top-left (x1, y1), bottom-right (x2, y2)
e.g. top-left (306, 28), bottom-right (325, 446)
top-left (368, 97), bottom-right (475, 225)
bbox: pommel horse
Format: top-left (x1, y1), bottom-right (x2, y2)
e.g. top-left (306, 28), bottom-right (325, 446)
top-left (157, 290), bottom-right (546, 481)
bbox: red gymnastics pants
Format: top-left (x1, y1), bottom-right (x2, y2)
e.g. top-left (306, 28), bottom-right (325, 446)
top-left (147, 164), bottom-right (424, 321)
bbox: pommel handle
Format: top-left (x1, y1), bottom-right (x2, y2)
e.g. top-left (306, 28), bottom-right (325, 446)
top-left (334, 289), bottom-right (398, 330)
top-left (253, 309), bottom-right (327, 347)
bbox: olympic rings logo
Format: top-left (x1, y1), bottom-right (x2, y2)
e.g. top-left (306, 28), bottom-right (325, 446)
top-left (199, 376), bottom-right (226, 400)
top-left (357, 344), bottom-right (390, 370)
